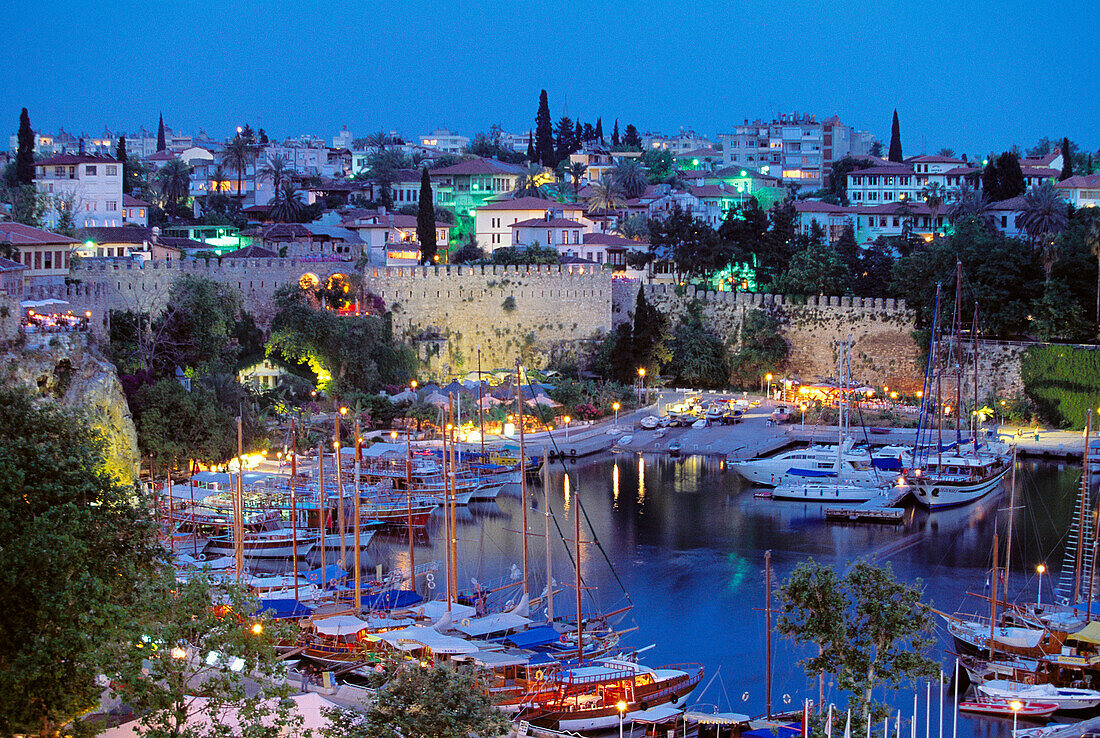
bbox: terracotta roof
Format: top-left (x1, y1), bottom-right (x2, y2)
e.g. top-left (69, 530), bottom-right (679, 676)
top-left (37, 153), bottom-right (117, 166)
top-left (1022, 152), bottom-right (1061, 167)
top-left (78, 226), bottom-right (152, 244)
top-left (510, 218), bottom-right (583, 228)
top-left (1056, 174), bottom-right (1100, 189)
top-left (146, 150), bottom-right (178, 161)
top-left (988, 196), bottom-right (1027, 211)
top-left (122, 194), bottom-right (151, 207)
top-left (430, 158), bottom-right (524, 176)
top-left (583, 232), bottom-right (646, 247)
top-left (675, 148), bottom-right (721, 159)
top-left (794, 201), bottom-right (852, 213)
top-left (0, 222), bottom-right (78, 244)
top-left (854, 202), bottom-right (932, 215)
top-left (713, 165), bottom-right (777, 181)
top-left (221, 244), bottom-right (279, 258)
top-left (688, 185), bottom-right (731, 198)
top-left (1021, 167), bottom-right (1058, 178)
top-left (477, 197), bottom-right (583, 212)
top-left (260, 223), bottom-right (312, 240)
top-left (942, 167), bottom-right (980, 176)
top-left (154, 237), bottom-right (197, 251)
top-left (907, 155), bottom-right (965, 164)
top-left (849, 165), bottom-right (915, 176)
top-left (0, 256), bottom-right (27, 271)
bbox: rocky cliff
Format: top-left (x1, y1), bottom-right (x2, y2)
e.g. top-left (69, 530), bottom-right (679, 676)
top-left (0, 331), bottom-right (139, 482)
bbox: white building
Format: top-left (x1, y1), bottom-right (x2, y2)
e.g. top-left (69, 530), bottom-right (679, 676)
top-left (419, 129), bottom-right (469, 155)
top-left (642, 129), bottom-right (714, 155)
top-left (474, 197), bottom-right (588, 252)
top-left (35, 154), bottom-right (124, 228)
top-left (1056, 174), bottom-right (1100, 209)
top-left (333, 126), bottom-right (353, 149)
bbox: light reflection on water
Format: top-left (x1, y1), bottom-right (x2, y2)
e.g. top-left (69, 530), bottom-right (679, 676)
top-left (363, 453), bottom-right (1082, 737)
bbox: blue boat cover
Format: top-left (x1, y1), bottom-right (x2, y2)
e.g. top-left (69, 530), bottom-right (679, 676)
top-left (361, 589), bottom-right (423, 610)
top-left (306, 565), bottom-right (347, 587)
top-left (873, 457), bottom-right (904, 470)
top-left (505, 625), bottom-right (561, 648)
top-left (527, 651), bottom-right (560, 666)
top-left (786, 467), bottom-right (835, 478)
top-left (743, 725), bottom-right (801, 738)
top-left (255, 598), bottom-right (314, 619)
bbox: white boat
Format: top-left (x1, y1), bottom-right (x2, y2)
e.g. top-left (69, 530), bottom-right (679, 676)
top-left (205, 529), bottom-right (317, 559)
top-left (314, 525), bottom-right (378, 550)
top-left (770, 482), bottom-right (890, 503)
top-left (691, 418), bottom-right (708, 429)
top-left (470, 480), bottom-right (504, 501)
top-left (906, 458), bottom-right (1010, 509)
top-left (613, 435), bottom-right (633, 449)
top-left (978, 679), bottom-right (1100, 710)
top-left (730, 438), bottom-right (908, 488)
top-left (639, 415), bottom-right (659, 430)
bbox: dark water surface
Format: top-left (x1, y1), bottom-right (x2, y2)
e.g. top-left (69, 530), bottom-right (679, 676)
top-left (367, 453), bottom-right (1085, 735)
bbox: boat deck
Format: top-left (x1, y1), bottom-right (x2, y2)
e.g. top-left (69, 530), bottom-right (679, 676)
top-left (823, 485), bottom-right (911, 524)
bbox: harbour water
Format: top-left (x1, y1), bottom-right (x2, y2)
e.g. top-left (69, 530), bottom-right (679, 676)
top-left (362, 452), bottom-right (1085, 736)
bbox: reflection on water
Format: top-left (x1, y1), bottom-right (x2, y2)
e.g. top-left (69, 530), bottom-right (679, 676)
top-left (363, 453), bottom-right (1082, 735)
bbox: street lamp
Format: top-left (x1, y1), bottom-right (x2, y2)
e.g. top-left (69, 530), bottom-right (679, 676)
top-left (1010, 700), bottom-right (1023, 735)
top-left (1037, 564), bottom-right (1046, 608)
top-left (612, 402), bottom-right (620, 426)
top-left (764, 372), bottom-right (773, 397)
top-left (800, 404), bottom-right (807, 430)
top-left (563, 416), bottom-right (571, 440)
top-left (637, 367), bottom-right (646, 403)
top-left (617, 699), bottom-right (628, 738)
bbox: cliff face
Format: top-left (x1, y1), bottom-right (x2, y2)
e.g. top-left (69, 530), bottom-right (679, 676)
top-left (1, 332), bottom-right (139, 482)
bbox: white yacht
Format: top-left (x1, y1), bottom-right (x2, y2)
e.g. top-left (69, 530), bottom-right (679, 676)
top-left (730, 438), bottom-right (909, 488)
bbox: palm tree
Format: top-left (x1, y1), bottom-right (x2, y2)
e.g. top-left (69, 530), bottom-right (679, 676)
top-left (920, 182), bottom-right (946, 239)
top-left (586, 175), bottom-right (627, 214)
top-left (257, 154), bottom-right (289, 204)
top-left (615, 213), bottom-right (650, 241)
top-left (156, 159), bottom-right (192, 218)
top-left (210, 165), bottom-right (229, 196)
top-left (611, 158), bottom-right (648, 199)
top-left (224, 135), bottom-right (251, 199)
top-left (513, 164), bottom-right (546, 198)
top-left (367, 131), bottom-right (388, 151)
top-left (946, 184), bottom-right (994, 229)
top-left (567, 162), bottom-right (587, 201)
top-left (270, 183), bottom-right (305, 223)
top-left (1016, 181), bottom-right (1070, 282)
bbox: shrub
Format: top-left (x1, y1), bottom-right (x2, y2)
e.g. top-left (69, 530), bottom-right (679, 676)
top-left (1020, 345), bottom-right (1100, 428)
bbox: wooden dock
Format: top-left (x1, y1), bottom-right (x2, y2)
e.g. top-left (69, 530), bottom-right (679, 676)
top-left (824, 486), bottom-right (911, 524)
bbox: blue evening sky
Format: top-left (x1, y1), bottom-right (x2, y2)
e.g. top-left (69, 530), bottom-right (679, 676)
top-left (4, 0), bottom-right (1097, 156)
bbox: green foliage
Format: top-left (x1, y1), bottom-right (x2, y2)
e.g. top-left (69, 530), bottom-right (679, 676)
top-left (10, 184), bottom-right (47, 227)
top-left (132, 379), bottom-right (236, 467)
top-left (322, 662), bottom-right (509, 738)
top-left (649, 204), bottom-right (726, 281)
top-left (16, 108), bottom-right (34, 186)
top-left (501, 295), bottom-right (517, 312)
top-left (669, 301), bottom-right (729, 388)
top-left (771, 243), bottom-right (852, 295)
top-left (641, 148), bottom-right (675, 183)
top-left (535, 90), bottom-right (554, 167)
top-left (490, 243), bottom-right (560, 265)
top-left (728, 309), bottom-right (789, 387)
top-left (102, 570), bottom-right (297, 738)
top-left (154, 275), bottom-right (244, 375)
top-left (994, 151), bottom-right (1025, 201)
top-left (779, 560), bottom-right (938, 720)
top-left (630, 288), bottom-right (671, 379)
top-left (0, 387), bottom-right (160, 735)
top-left (416, 167), bottom-right (437, 264)
top-left (827, 157), bottom-right (878, 206)
top-left (1021, 345), bottom-right (1100, 428)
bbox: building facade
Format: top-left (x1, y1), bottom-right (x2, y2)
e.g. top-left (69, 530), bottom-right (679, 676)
top-left (35, 154), bottom-right (124, 228)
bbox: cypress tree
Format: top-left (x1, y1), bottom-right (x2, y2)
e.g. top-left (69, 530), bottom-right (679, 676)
top-left (156, 113), bottom-right (166, 152)
top-left (982, 160), bottom-right (999, 200)
top-left (416, 167), bottom-right (437, 264)
top-left (116, 135), bottom-right (130, 195)
top-left (1089, 154), bottom-right (1094, 175)
top-left (1059, 137), bottom-right (1073, 181)
top-left (595, 118), bottom-right (603, 144)
top-left (623, 124), bottom-right (641, 149)
top-left (16, 107), bottom-right (34, 186)
top-left (887, 109), bottom-right (903, 163)
top-left (995, 151), bottom-right (1025, 200)
top-left (612, 120), bottom-right (620, 147)
top-left (554, 116), bottom-right (574, 165)
top-left (534, 90), bottom-right (554, 168)
top-left (526, 133), bottom-right (534, 162)
top-left (835, 222), bottom-right (860, 275)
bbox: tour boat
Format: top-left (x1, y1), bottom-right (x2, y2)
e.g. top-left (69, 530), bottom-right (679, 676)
top-left (903, 457), bottom-right (1011, 510)
top-left (729, 438), bottom-right (909, 488)
top-left (639, 415), bottom-right (659, 430)
top-left (959, 696), bottom-right (1058, 718)
top-left (205, 528), bottom-right (317, 559)
top-left (978, 680), bottom-right (1100, 710)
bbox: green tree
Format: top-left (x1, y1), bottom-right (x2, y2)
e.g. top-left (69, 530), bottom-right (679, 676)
top-left (102, 570), bottom-right (298, 738)
top-left (611, 157), bottom-right (648, 198)
top-left (16, 107), bottom-right (35, 186)
top-left (10, 184), bottom-right (46, 227)
top-left (630, 288), bottom-right (670, 378)
top-left (611, 119), bottom-right (620, 147)
top-left (270, 182), bottom-right (305, 223)
top-left (566, 161), bottom-right (587, 200)
top-left (622, 124), bottom-right (642, 149)
top-left (535, 90), bottom-right (554, 167)
top-left (322, 662), bottom-right (509, 738)
top-left (887, 109), bottom-right (903, 163)
top-left (779, 560), bottom-right (938, 720)
top-left (718, 196), bottom-right (768, 264)
top-left (834, 222), bottom-right (860, 275)
top-left (855, 238), bottom-right (895, 297)
top-left (553, 116), bottom-right (575, 165)
top-left (981, 159), bottom-right (999, 200)
top-left (52, 191), bottom-right (77, 237)
top-left (157, 112), bottom-right (166, 152)
top-left (1017, 181), bottom-right (1070, 282)
top-left (416, 167), bottom-right (437, 264)
top-left (586, 175), bottom-right (626, 216)
top-left (670, 301), bottom-right (728, 388)
top-left (1060, 137), bottom-right (1073, 181)
top-left (772, 242), bottom-right (852, 295)
top-left (728, 309), bottom-right (788, 387)
top-left (258, 154), bottom-right (290, 203)
top-left (224, 135), bottom-right (251, 199)
top-left (641, 148), bottom-right (675, 183)
top-left (827, 156), bottom-right (877, 205)
top-left (0, 387), bottom-right (160, 735)
top-left (153, 275), bottom-right (244, 374)
top-left (920, 182), bottom-right (947, 239)
top-left (594, 117), bottom-right (604, 144)
top-left (994, 151), bottom-right (1025, 200)
top-left (132, 379), bottom-right (236, 468)
top-left (649, 204), bottom-right (723, 282)
top-left (116, 135), bottom-right (133, 195)
top-left (156, 159), bottom-right (192, 218)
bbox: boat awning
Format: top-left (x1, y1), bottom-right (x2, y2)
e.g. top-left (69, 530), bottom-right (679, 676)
top-left (190, 471), bottom-right (271, 486)
top-left (255, 598), bottom-right (314, 619)
top-left (743, 724), bottom-right (802, 738)
top-left (362, 589), bottom-right (422, 610)
top-left (166, 483), bottom-right (220, 501)
top-left (1071, 621), bottom-right (1100, 644)
top-left (873, 457), bottom-right (904, 470)
top-left (314, 615), bottom-right (372, 636)
top-left (376, 626), bottom-right (478, 654)
top-left (411, 600), bottom-right (476, 620)
top-left (685, 711), bottom-right (751, 725)
top-left (505, 625), bottom-right (561, 649)
top-left (453, 613), bottom-right (532, 637)
top-left (628, 706), bottom-right (683, 723)
top-left (305, 565), bottom-right (347, 587)
top-left (786, 467), bottom-right (834, 477)
top-left (464, 650), bottom-right (532, 668)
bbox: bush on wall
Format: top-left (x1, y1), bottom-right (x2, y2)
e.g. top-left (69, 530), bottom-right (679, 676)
top-left (1021, 345), bottom-right (1100, 429)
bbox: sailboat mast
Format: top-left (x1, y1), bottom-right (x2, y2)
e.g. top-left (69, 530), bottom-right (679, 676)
top-left (165, 467), bottom-right (173, 554)
top-left (235, 415), bottom-right (244, 582)
top-left (478, 347), bottom-right (485, 459)
top-left (334, 413), bottom-right (347, 567)
top-left (353, 433), bottom-right (362, 613)
top-left (765, 549), bottom-right (773, 719)
top-left (972, 304), bottom-right (980, 452)
top-left (544, 448), bottom-right (553, 622)
top-left (290, 420), bottom-right (299, 602)
top-left (989, 532), bottom-right (999, 653)
top-left (517, 360), bottom-right (529, 597)
top-left (1076, 413), bottom-right (1092, 604)
top-left (406, 427), bottom-right (415, 593)
top-left (575, 470), bottom-right (583, 663)
top-left (318, 442), bottom-right (326, 592)
top-left (1004, 445), bottom-right (1017, 606)
top-left (443, 408), bottom-right (452, 611)
top-left (449, 399), bottom-right (459, 608)
top-left (953, 261), bottom-right (963, 446)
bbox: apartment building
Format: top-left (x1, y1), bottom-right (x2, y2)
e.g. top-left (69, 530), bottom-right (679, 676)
top-left (34, 154), bottom-right (124, 228)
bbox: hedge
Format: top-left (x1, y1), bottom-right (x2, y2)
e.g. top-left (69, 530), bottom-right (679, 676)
top-left (1020, 345), bottom-right (1100, 429)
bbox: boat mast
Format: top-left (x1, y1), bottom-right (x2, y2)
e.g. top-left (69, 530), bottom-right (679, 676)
top-left (1003, 445), bottom-right (1017, 608)
top-left (165, 466), bottom-right (173, 554)
top-left (989, 532), bottom-right (999, 654)
top-left (953, 260), bottom-right (963, 447)
top-left (353, 428), bottom-right (362, 613)
top-left (517, 360), bottom-right (529, 597)
top-left (544, 447), bottom-right (553, 622)
top-left (575, 467), bottom-right (583, 663)
top-left (1075, 412), bottom-right (1092, 604)
top-left (765, 549), bottom-right (773, 719)
top-left (335, 412), bottom-right (347, 567)
top-left (318, 441), bottom-right (326, 592)
top-left (234, 415), bottom-right (244, 583)
top-left (972, 303), bottom-right (980, 452)
top-left (449, 398), bottom-right (459, 609)
top-left (406, 426), bottom-right (415, 593)
top-left (443, 405), bottom-right (452, 611)
top-left (478, 346), bottom-right (485, 459)
top-left (290, 419), bottom-right (299, 603)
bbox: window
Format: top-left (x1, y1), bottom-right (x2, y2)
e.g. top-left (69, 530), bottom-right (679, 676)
top-left (1001, 215), bottom-right (1008, 228)
top-left (105, 165), bottom-right (117, 176)
top-left (54, 166), bottom-right (64, 177)
top-left (106, 200), bottom-right (117, 211)
top-left (139, 209), bottom-right (145, 218)
top-left (86, 165), bottom-right (97, 176)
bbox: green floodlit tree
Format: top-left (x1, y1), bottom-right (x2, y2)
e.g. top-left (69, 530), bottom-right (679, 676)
top-left (416, 167), bottom-right (437, 264)
top-left (778, 559), bottom-right (939, 720)
top-left (0, 387), bottom-right (160, 735)
top-left (728, 309), bottom-right (789, 387)
top-left (321, 662), bottom-right (509, 738)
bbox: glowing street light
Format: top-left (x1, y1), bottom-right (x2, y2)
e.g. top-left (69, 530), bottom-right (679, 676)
top-left (1037, 564), bottom-right (1046, 608)
top-left (617, 700), bottom-right (628, 738)
top-left (563, 416), bottom-right (571, 441)
top-left (1010, 699), bottom-right (1023, 735)
top-left (251, 622), bottom-right (264, 636)
top-left (612, 401), bottom-right (620, 426)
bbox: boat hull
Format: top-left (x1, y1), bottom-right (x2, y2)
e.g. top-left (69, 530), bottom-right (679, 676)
top-left (770, 484), bottom-right (886, 502)
top-left (205, 536), bottom-right (317, 559)
top-left (912, 465), bottom-right (1010, 509)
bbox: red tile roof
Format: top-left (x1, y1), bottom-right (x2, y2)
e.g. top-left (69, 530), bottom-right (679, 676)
top-left (430, 158), bottom-right (524, 176)
top-left (676, 148), bottom-right (721, 159)
top-left (37, 153), bottom-right (117, 166)
top-left (510, 218), bottom-right (583, 228)
top-left (854, 202), bottom-right (932, 215)
top-left (0, 222), bottom-right (78, 244)
top-left (122, 194), bottom-right (151, 207)
top-left (0, 256), bottom-right (27, 272)
top-left (794, 201), bottom-right (852, 213)
top-left (1056, 174), bottom-right (1100, 189)
top-left (907, 155), bottom-right (965, 164)
top-left (478, 197), bottom-right (584, 212)
top-left (849, 165), bottom-right (915, 176)
top-left (583, 232), bottom-right (645, 247)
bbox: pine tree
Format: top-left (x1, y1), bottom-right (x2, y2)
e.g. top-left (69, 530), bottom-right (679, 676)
top-left (612, 120), bottom-right (620, 147)
top-left (982, 160), bottom-right (999, 200)
top-left (554, 116), bottom-right (575, 165)
top-left (623, 124), bottom-right (641, 150)
top-left (995, 151), bottom-right (1025, 200)
top-left (156, 113), bottom-right (166, 152)
top-left (574, 120), bottom-right (583, 148)
top-left (835, 222), bottom-right (860, 275)
top-left (526, 133), bottom-right (534, 162)
top-left (258, 128), bottom-right (269, 145)
top-left (595, 118), bottom-right (604, 144)
top-left (116, 135), bottom-right (131, 195)
top-left (1059, 137), bottom-right (1073, 181)
top-left (631, 288), bottom-right (669, 378)
top-left (887, 109), bottom-right (903, 163)
top-left (16, 108), bottom-right (34, 186)
top-left (535, 90), bottom-right (554, 168)
top-left (416, 167), bottom-right (437, 264)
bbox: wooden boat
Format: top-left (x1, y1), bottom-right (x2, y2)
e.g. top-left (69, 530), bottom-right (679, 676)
top-left (979, 679), bottom-right (1100, 710)
top-left (958, 696), bottom-right (1058, 717)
